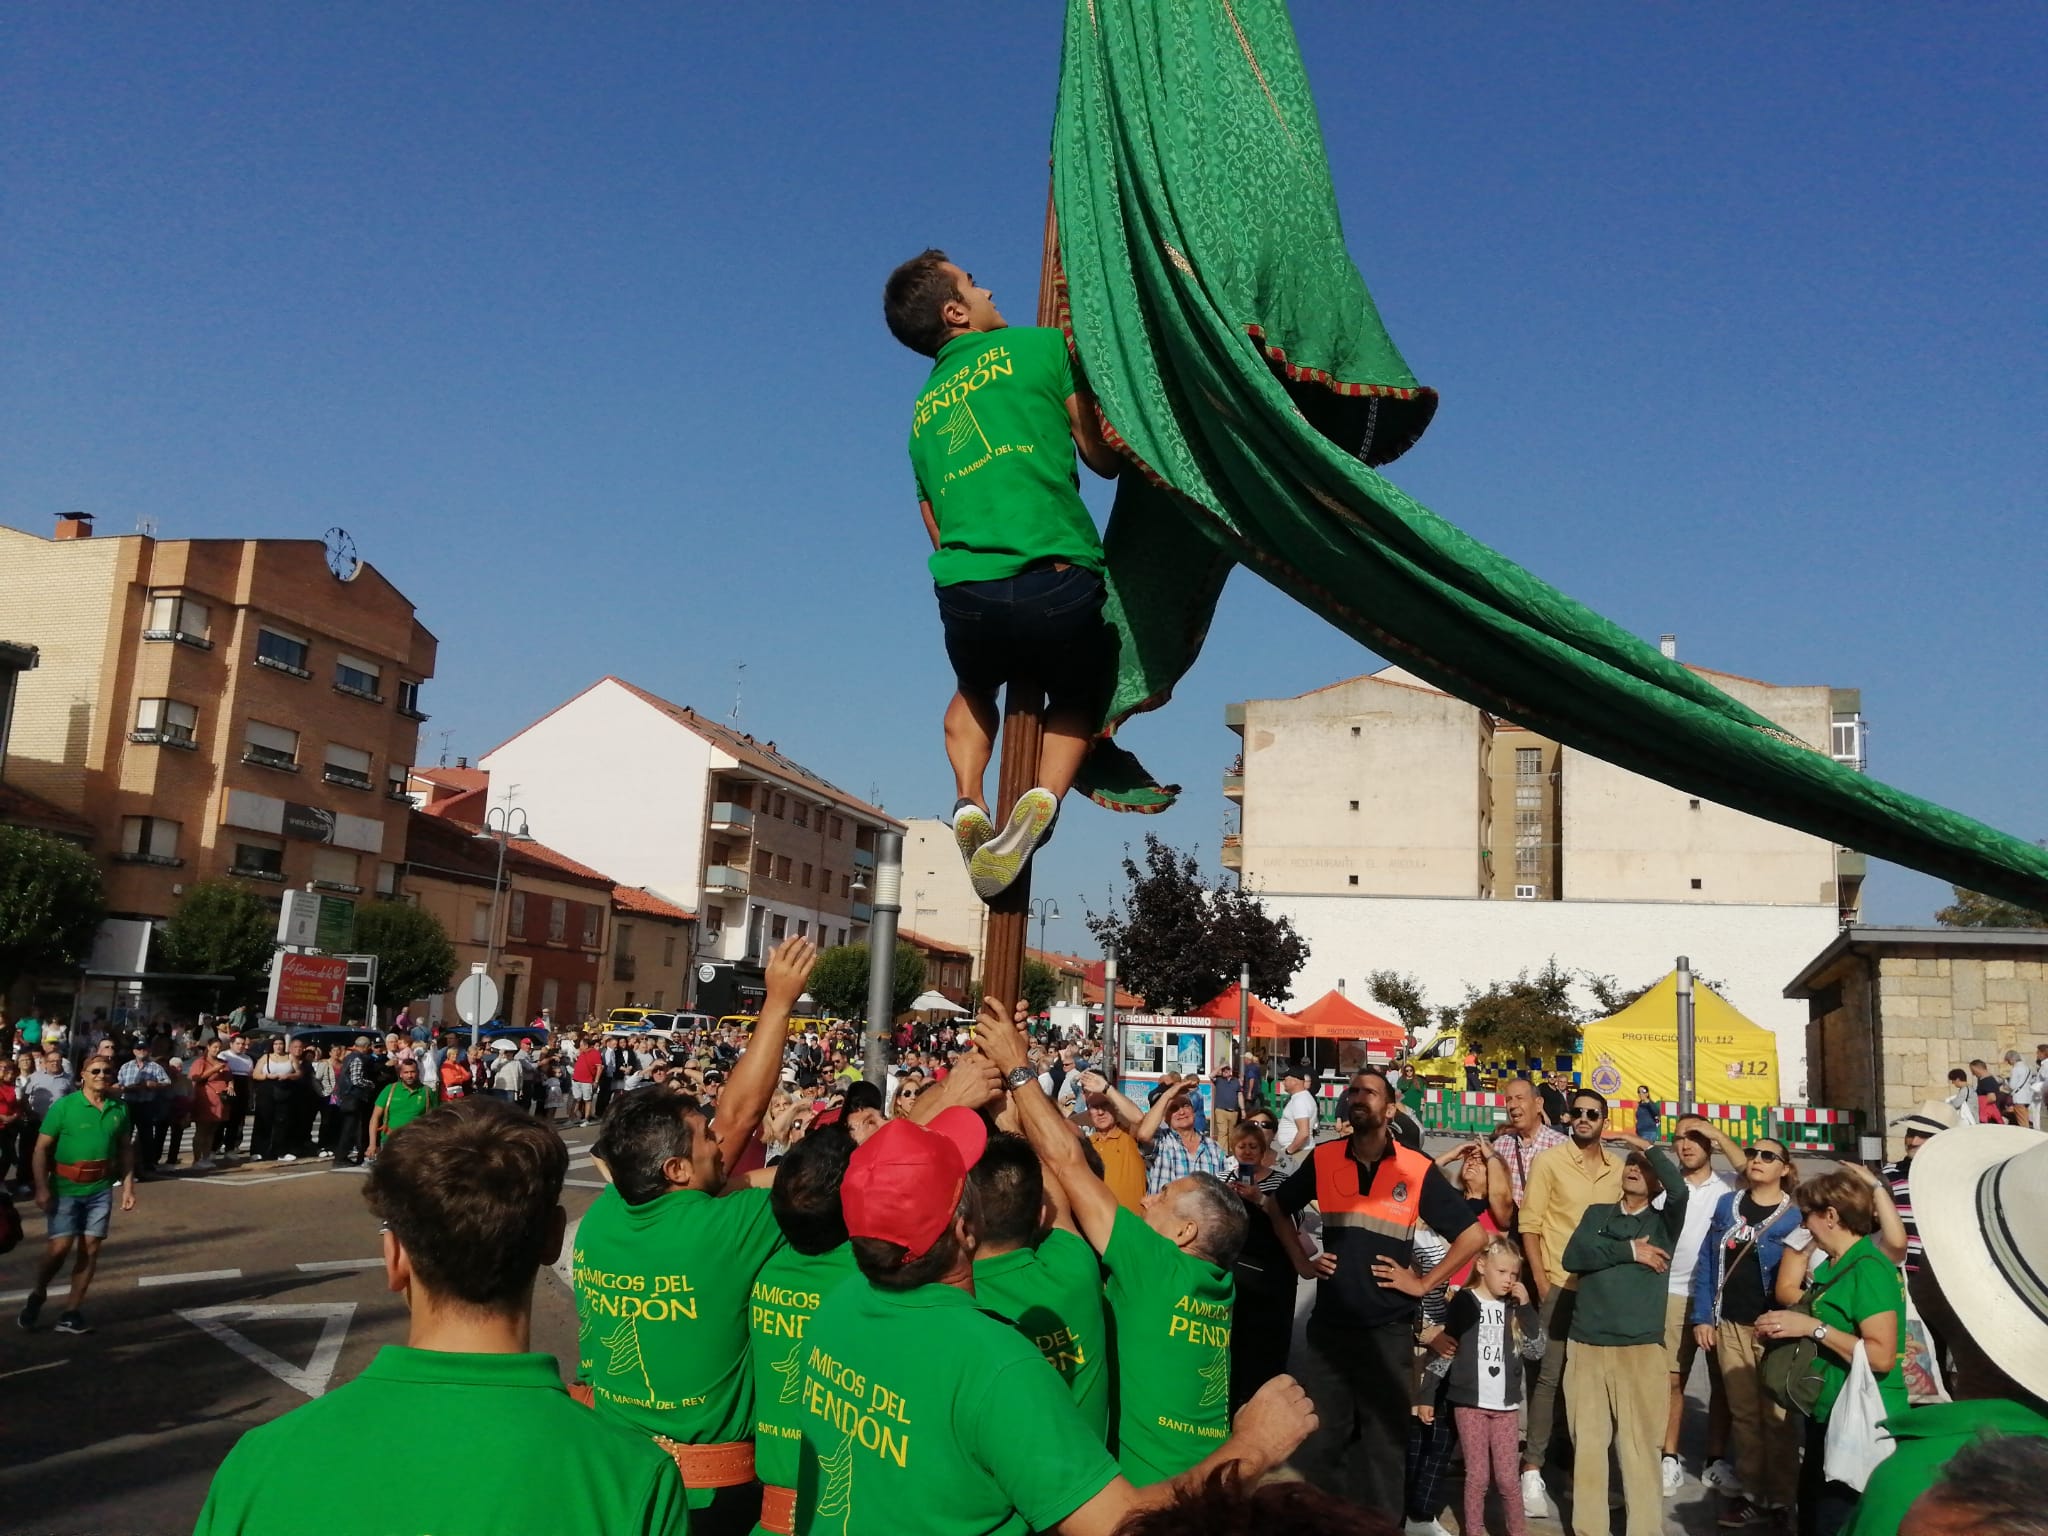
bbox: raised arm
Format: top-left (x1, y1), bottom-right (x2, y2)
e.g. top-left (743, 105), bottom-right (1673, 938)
top-left (1133, 1079), bottom-right (1192, 1148)
top-left (1841, 1161), bottom-right (1909, 1265)
top-left (1065, 389), bottom-right (1122, 480)
top-left (975, 997), bottom-right (1120, 1256)
top-left (711, 937), bottom-right (814, 1165)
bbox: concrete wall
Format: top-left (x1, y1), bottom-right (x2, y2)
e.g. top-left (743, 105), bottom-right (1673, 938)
top-left (1240, 674), bottom-right (1489, 898)
top-left (0, 526), bottom-right (135, 812)
top-left (1560, 675), bottom-right (1838, 907)
top-left (902, 817), bottom-right (988, 973)
top-left (1265, 892), bottom-right (1842, 1098)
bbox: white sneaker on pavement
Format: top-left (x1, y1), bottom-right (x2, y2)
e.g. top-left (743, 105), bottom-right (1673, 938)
top-left (1702, 1457), bottom-right (1745, 1495)
top-left (1404, 1521), bottom-right (1453, 1536)
top-left (279, 1153), bottom-right (298, 1164)
top-left (1662, 1454), bottom-right (1685, 1495)
top-left (1520, 1469), bottom-right (1553, 1519)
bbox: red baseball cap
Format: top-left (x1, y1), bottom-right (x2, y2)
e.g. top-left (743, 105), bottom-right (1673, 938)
top-left (841, 1108), bottom-right (988, 1260)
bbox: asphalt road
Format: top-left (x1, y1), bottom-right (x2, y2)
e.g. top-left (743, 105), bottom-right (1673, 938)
top-left (1, 1126), bottom-right (1735, 1536)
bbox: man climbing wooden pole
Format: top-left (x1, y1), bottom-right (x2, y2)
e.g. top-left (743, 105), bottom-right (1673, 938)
top-left (882, 190), bottom-right (1122, 1011)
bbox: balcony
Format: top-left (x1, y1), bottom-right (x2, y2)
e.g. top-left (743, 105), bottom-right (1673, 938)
top-left (1222, 758), bottom-right (1244, 800)
top-left (708, 802), bottom-right (755, 834)
top-left (129, 729), bottom-right (198, 751)
top-left (1224, 700), bottom-right (1245, 733)
top-left (143, 627), bottom-right (212, 650)
top-left (852, 847), bottom-right (876, 871)
top-left (613, 954), bottom-right (637, 983)
top-left (1221, 833), bottom-right (1243, 870)
top-left (254, 654), bottom-right (312, 680)
top-left (230, 863), bottom-right (285, 882)
top-left (112, 851), bottom-right (184, 868)
top-left (312, 879), bottom-right (363, 895)
top-left (333, 681), bottom-right (385, 705)
top-left (242, 745), bottom-right (300, 773)
top-left (323, 767), bottom-right (375, 790)
top-left (851, 901), bottom-right (874, 923)
top-left (703, 865), bottom-right (751, 895)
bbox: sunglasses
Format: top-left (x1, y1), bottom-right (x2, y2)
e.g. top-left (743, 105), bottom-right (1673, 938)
top-left (1748, 1148), bottom-right (1786, 1164)
top-left (84, 1068), bottom-right (113, 1078)
top-left (1568, 1106), bottom-right (1607, 1120)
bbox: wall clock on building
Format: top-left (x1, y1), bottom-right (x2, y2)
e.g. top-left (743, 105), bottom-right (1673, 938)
top-left (324, 526), bottom-right (361, 581)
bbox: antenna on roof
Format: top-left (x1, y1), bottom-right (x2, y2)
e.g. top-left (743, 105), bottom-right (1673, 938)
top-left (135, 515), bottom-right (158, 538)
top-left (729, 660), bottom-right (746, 730)
top-left (438, 729), bottom-right (455, 767)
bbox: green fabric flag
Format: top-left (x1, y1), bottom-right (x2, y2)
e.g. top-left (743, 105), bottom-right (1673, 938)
top-left (1057, 0), bottom-right (2048, 910)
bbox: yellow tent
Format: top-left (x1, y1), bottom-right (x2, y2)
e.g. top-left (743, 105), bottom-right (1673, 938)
top-left (1577, 973), bottom-right (1780, 1107)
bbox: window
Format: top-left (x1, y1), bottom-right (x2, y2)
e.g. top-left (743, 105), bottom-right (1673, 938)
top-left (144, 593), bottom-right (210, 646)
top-left (1690, 877), bottom-right (1703, 890)
top-left (243, 719), bottom-right (300, 770)
top-left (801, 862), bottom-right (814, 889)
top-left (1515, 782), bottom-right (1541, 808)
top-left (649, 989), bottom-right (663, 1007)
top-left (334, 653), bottom-right (383, 701)
top-left (387, 762), bottom-right (411, 799)
top-left (508, 890), bottom-right (527, 934)
top-left (132, 698), bottom-right (199, 746)
top-left (1515, 884), bottom-right (1538, 900)
top-left (323, 743), bottom-right (374, 789)
top-left (836, 927), bottom-right (847, 947)
top-left (753, 848), bottom-right (773, 877)
top-left (792, 803), bottom-right (808, 829)
top-left (312, 847), bottom-right (360, 891)
top-left (376, 861), bottom-right (399, 896)
top-left (1515, 845), bottom-right (1540, 875)
top-left (796, 919), bottom-right (810, 938)
top-left (662, 933), bottom-right (676, 966)
top-left (1350, 726), bottom-right (1361, 738)
top-left (541, 978), bottom-right (560, 1017)
top-left (232, 836), bottom-right (285, 879)
top-left (772, 793), bottom-right (787, 818)
top-left (397, 679), bottom-right (425, 718)
top-left (575, 982), bottom-right (593, 1019)
top-left (1516, 747), bottom-right (1541, 777)
top-left (770, 914), bottom-right (788, 941)
top-left (255, 626), bottom-right (310, 676)
top-left (1348, 800), bottom-right (1359, 812)
top-left (1830, 717), bottom-right (1866, 771)
top-left (617, 921), bottom-right (635, 954)
top-left (821, 867), bottom-right (833, 898)
top-left (549, 898), bottom-right (567, 942)
top-left (840, 873), bottom-right (851, 898)
top-left (581, 906), bottom-right (600, 946)
top-left (1347, 874), bottom-right (1359, 886)
top-left (472, 904), bottom-right (491, 943)
top-left (118, 815), bottom-right (182, 864)
top-left (775, 855), bottom-right (793, 882)
top-left (830, 815), bottom-right (845, 840)
top-left (1688, 798), bottom-right (1701, 810)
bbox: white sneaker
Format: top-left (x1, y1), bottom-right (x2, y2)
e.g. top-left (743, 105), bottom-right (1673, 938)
top-left (1404, 1521), bottom-right (1453, 1536)
top-left (191, 1158), bottom-right (215, 1170)
top-left (317, 1149), bottom-right (334, 1159)
top-left (278, 1153), bottom-right (298, 1164)
top-left (1520, 1469), bottom-right (1553, 1519)
top-left (1662, 1454), bottom-right (1685, 1495)
top-left (1702, 1457), bottom-right (1745, 1495)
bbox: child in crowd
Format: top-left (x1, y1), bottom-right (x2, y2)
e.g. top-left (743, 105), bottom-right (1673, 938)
top-left (1424, 1236), bottom-right (1547, 1536)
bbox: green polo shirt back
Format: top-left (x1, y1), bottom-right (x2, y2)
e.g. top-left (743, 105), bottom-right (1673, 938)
top-left (793, 1276), bottom-right (1121, 1536)
top-left (41, 1092), bottom-right (130, 1195)
top-left (1102, 1206), bottom-right (1235, 1484)
top-left (972, 1228), bottom-right (1113, 1443)
top-left (574, 1183), bottom-right (783, 1497)
top-left (193, 1347), bottom-right (687, 1536)
top-left (908, 327), bottom-right (1106, 586)
top-left (1842, 1397), bottom-right (2048, 1535)
top-left (750, 1241), bottom-right (859, 1506)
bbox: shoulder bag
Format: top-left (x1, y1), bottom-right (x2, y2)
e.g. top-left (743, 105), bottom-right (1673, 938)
top-left (1759, 1247), bottom-right (1877, 1415)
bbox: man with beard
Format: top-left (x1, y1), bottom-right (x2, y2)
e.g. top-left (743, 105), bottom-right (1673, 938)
top-left (1273, 1066), bottom-right (1483, 1512)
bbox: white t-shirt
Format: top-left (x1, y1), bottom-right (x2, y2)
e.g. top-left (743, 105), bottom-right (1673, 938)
top-left (1471, 1294), bottom-right (1511, 1410)
top-left (222, 1049), bottom-right (253, 1079)
top-left (1282, 1089), bottom-right (1319, 1154)
top-left (1665, 1169), bottom-right (1737, 1294)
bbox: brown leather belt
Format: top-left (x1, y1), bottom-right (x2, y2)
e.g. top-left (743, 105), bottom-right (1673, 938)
top-left (654, 1436), bottom-right (756, 1489)
top-left (55, 1160), bottom-right (110, 1185)
top-left (759, 1484), bottom-right (797, 1535)
top-left (565, 1384), bottom-right (756, 1489)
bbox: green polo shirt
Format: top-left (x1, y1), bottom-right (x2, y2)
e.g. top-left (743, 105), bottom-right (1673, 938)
top-left (574, 1183), bottom-right (783, 1502)
top-left (1841, 1397), bottom-right (2048, 1536)
top-left (750, 1242), bottom-right (859, 1509)
top-left (374, 1080), bottom-right (436, 1136)
top-left (40, 1091), bottom-right (131, 1196)
top-left (193, 1347), bottom-right (687, 1536)
top-left (972, 1228), bottom-right (1113, 1443)
top-left (908, 326), bottom-right (1106, 586)
top-left (1809, 1236), bottom-right (1910, 1424)
top-left (793, 1276), bottom-right (1123, 1536)
top-left (1101, 1206), bottom-right (1235, 1484)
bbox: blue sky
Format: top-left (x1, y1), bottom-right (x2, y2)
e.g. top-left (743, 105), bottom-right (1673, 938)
top-left (6, 4), bottom-right (2041, 955)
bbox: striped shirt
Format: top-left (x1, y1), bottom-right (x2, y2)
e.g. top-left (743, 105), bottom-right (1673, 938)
top-left (1493, 1124), bottom-right (1568, 1207)
top-left (1144, 1128), bottom-right (1232, 1193)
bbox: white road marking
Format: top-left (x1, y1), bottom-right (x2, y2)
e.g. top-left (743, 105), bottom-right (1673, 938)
top-left (0, 1289), bottom-right (35, 1305)
top-left (0, 1359), bottom-right (67, 1383)
top-left (565, 1177), bottom-right (606, 1189)
top-left (176, 1303), bottom-right (357, 1399)
top-left (138, 1269), bottom-right (242, 1287)
top-left (296, 1258), bottom-right (383, 1273)
top-left (187, 1170), bottom-right (327, 1189)
top-left (550, 1217), bottom-right (580, 1292)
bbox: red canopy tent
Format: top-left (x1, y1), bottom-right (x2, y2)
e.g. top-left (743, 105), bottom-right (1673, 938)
top-left (1290, 991), bottom-right (1406, 1049)
top-left (1190, 982), bottom-right (1301, 1034)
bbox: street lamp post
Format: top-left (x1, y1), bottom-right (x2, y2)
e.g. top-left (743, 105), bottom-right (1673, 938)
top-left (474, 802), bottom-right (532, 1064)
top-left (860, 832), bottom-right (903, 1087)
top-left (1028, 897), bottom-right (1060, 965)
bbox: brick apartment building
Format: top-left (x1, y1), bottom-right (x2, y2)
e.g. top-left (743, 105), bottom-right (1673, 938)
top-left (0, 514), bottom-right (436, 919)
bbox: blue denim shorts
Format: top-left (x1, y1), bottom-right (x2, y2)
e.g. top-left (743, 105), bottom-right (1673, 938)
top-left (935, 564), bottom-right (1113, 718)
top-left (49, 1187), bottom-right (113, 1241)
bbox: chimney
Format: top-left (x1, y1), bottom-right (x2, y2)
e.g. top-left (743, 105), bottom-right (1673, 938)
top-left (1658, 633), bottom-right (1678, 660)
top-left (457, 756), bottom-right (469, 769)
top-left (54, 511), bottom-right (94, 541)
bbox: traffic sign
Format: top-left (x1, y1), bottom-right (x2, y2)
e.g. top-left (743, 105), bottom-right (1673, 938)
top-left (455, 971), bottom-right (499, 1027)
top-left (268, 952), bottom-right (349, 1026)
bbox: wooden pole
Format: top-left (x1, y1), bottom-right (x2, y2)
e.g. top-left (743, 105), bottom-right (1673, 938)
top-left (983, 183), bottom-right (1064, 1016)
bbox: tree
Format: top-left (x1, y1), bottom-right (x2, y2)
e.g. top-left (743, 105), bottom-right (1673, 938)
top-left (1583, 966), bottom-right (1728, 1017)
top-left (1456, 960), bottom-right (1581, 1062)
top-left (0, 826), bottom-right (104, 995)
top-left (1366, 970), bottom-right (1433, 1043)
top-left (354, 900), bottom-right (458, 1010)
top-left (1936, 886), bottom-right (2048, 929)
top-left (1021, 958), bottom-right (1060, 1017)
top-left (1086, 834), bottom-right (1308, 1013)
top-left (159, 880), bottom-right (276, 1007)
top-left (804, 942), bottom-right (928, 1021)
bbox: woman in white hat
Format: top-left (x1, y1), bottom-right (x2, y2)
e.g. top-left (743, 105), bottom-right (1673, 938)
top-left (1839, 1121), bottom-right (2048, 1535)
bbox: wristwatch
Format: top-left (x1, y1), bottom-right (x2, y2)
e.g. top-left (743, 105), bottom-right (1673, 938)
top-left (1809, 1322), bottom-right (1829, 1342)
top-left (1005, 1067), bottom-right (1037, 1091)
